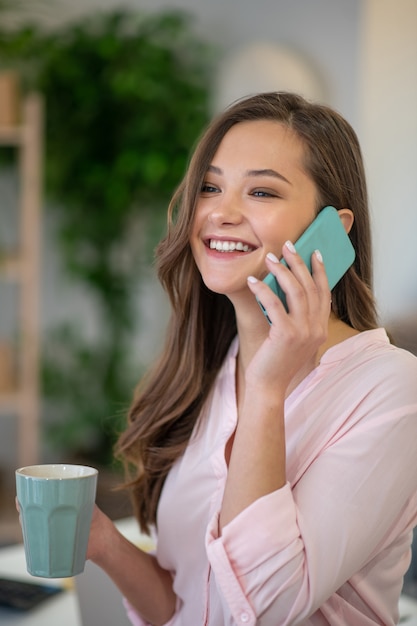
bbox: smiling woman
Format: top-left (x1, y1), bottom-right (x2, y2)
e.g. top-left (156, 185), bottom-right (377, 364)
top-left (85, 92), bottom-right (417, 626)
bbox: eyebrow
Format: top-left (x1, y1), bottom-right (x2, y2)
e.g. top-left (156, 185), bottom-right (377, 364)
top-left (207, 165), bottom-right (291, 185)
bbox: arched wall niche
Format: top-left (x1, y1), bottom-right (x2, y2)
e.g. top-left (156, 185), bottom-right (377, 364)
top-left (213, 42), bottom-right (328, 113)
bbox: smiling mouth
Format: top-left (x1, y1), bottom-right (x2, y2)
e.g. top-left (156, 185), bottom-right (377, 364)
top-left (208, 239), bottom-right (255, 252)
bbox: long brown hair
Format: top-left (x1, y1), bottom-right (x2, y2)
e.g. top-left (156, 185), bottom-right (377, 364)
top-left (116, 92), bottom-right (378, 533)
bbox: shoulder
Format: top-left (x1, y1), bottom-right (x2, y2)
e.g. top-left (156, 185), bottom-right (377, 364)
top-left (357, 330), bottom-right (417, 385)
top-left (319, 328), bottom-right (417, 410)
top-left (324, 328), bottom-right (417, 373)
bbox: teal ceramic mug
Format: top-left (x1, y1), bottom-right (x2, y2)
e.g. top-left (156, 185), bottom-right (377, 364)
top-left (15, 464), bottom-right (98, 578)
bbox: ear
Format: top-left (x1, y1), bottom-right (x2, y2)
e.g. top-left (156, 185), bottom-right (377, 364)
top-left (338, 208), bottom-right (354, 234)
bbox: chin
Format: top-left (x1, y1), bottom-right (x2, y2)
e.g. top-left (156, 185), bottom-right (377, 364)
top-left (202, 281), bottom-right (230, 296)
top-left (201, 277), bottom-right (247, 299)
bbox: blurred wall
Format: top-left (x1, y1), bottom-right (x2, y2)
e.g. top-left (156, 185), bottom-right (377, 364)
top-left (359, 0), bottom-right (417, 323)
top-left (48, 0), bottom-right (362, 123)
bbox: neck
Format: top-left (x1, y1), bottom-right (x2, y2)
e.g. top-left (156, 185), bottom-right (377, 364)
top-left (235, 309), bottom-right (360, 400)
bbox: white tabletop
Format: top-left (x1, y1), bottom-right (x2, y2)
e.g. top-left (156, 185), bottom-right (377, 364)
top-left (0, 517), bottom-right (154, 626)
top-left (0, 542), bottom-right (81, 625)
top-left (400, 594), bottom-right (417, 625)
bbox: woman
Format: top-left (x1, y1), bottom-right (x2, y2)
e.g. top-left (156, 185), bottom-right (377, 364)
top-left (87, 92), bottom-right (417, 625)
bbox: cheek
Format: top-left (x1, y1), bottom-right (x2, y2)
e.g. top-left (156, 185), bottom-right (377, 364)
top-left (189, 221), bottom-right (202, 263)
top-left (189, 219), bottom-right (199, 249)
top-left (259, 215), bottom-right (293, 251)
top-left (189, 204), bottom-right (206, 244)
top-left (263, 210), bottom-right (315, 252)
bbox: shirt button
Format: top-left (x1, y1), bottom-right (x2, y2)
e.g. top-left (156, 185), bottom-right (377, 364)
top-left (240, 611), bottom-right (250, 623)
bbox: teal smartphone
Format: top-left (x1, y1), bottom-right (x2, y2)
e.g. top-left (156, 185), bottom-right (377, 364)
top-left (258, 205), bottom-right (355, 319)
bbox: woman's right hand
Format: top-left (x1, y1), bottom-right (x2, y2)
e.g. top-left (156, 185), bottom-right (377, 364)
top-left (86, 504), bottom-right (177, 624)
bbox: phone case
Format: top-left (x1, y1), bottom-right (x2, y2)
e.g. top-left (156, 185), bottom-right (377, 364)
top-left (258, 205), bottom-right (355, 318)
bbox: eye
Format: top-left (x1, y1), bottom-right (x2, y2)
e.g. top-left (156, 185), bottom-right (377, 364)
top-left (251, 189), bottom-right (279, 198)
top-left (200, 182), bottom-right (220, 194)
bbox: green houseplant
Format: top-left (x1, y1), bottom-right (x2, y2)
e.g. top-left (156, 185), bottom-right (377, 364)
top-left (0, 9), bottom-right (213, 466)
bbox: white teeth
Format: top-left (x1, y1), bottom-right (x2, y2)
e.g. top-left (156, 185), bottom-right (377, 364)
top-left (209, 240), bottom-right (251, 252)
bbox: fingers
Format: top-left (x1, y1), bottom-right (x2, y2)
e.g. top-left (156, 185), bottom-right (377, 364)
top-left (248, 240), bottom-right (331, 324)
top-left (280, 241), bottom-right (330, 309)
top-left (310, 248), bottom-right (332, 315)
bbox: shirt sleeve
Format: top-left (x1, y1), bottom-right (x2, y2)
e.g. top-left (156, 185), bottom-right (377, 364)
top-left (123, 597), bottom-right (182, 626)
top-left (205, 400), bottom-right (417, 625)
top-left (123, 598), bottom-right (150, 626)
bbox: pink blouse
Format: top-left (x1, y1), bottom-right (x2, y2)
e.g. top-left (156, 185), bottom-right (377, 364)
top-left (125, 329), bottom-right (417, 625)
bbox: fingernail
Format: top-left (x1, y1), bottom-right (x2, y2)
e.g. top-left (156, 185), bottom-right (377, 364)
top-left (314, 249), bottom-right (323, 263)
top-left (285, 240), bottom-right (296, 253)
top-left (266, 252), bottom-right (279, 263)
top-left (247, 275), bottom-right (258, 284)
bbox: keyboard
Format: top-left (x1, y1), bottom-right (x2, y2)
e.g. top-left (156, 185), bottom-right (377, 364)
top-left (0, 577), bottom-right (63, 611)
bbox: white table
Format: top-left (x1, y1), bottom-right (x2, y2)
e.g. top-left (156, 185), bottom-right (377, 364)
top-left (0, 542), bottom-right (81, 625)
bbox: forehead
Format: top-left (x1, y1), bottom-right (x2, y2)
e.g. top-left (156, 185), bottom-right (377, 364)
top-left (211, 120), bottom-right (309, 176)
top-left (213, 119), bottom-right (306, 167)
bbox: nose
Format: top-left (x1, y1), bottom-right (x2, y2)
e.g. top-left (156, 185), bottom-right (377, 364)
top-left (207, 190), bottom-right (243, 227)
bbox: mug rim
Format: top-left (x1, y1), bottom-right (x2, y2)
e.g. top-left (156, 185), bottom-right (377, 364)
top-left (16, 464), bottom-right (98, 480)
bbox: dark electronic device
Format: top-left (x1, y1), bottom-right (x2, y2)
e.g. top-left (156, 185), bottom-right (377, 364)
top-left (0, 576), bottom-right (63, 612)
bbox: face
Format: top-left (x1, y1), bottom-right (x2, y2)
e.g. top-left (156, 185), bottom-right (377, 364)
top-left (190, 119), bottom-right (318, 301)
